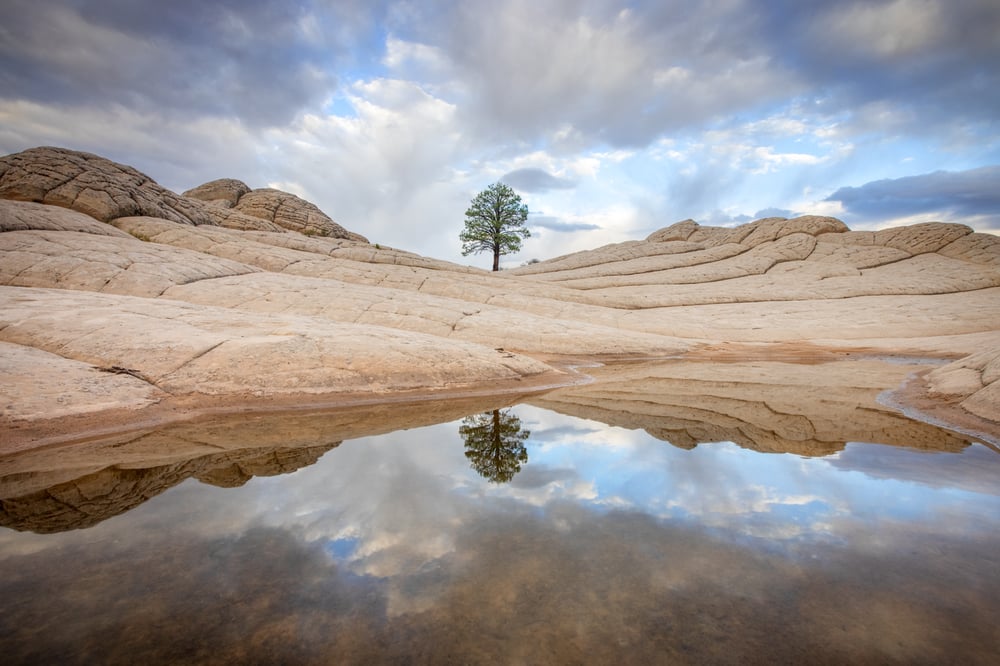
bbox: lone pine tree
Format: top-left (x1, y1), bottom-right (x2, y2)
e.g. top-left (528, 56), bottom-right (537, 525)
top-left (460, 182), bottom-right (530, 271)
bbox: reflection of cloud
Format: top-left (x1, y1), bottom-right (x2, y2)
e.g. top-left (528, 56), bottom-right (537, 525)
top-left (3, 501), bottom-right (999, 662)
top-left (487, 469), bottom-right (599, 508)
top-left (830, 442), bottom-right (1000, 496)
top-left (508, 466), bottom-right (577, 489)
top-left (5, 400), bottom-right (996, 634)
top-left (667, 483), bottom-right (834, 521)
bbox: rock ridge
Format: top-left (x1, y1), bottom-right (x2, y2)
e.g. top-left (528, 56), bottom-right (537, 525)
top-left (0, 145), bottom-right (997, 446)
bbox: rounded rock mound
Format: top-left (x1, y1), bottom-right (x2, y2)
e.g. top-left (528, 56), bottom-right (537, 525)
top-left (234, 188), bottom-right (368, 242)
top-left (0, 146), bottom-right (213, 225)
top-left (182, 178), bottom-right (251, 208)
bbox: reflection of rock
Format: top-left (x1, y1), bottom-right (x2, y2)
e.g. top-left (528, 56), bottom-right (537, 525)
top-left (831, 441), bottom-right (1000, 496)
top-left (531, 359), bottom-right (975, 457)
top-left (0, 444), bottom-right (337, 533)
top-left (0, 392), bottom-right (533, 532)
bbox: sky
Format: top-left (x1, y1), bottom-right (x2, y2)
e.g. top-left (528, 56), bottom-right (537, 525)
top-left (1, 0), bottom-right (998, 267)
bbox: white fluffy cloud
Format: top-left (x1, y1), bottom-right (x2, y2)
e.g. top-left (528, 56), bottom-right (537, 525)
top-left (2, 0), bottom-right (998, 262)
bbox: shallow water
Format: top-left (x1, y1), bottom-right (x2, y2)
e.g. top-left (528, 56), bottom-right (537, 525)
top-left (2, 368), bottom-right (1000, 664)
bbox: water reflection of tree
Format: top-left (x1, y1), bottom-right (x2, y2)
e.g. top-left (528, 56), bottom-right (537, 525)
top-left (459, 409), bottom-right (530, 483)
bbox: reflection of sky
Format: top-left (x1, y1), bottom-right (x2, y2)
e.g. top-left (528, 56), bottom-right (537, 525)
top-left (2, 403), bottom-right (1000, 661)
top-left (3, 404), bottom-right (998, 565)
top-left (505, 405), bottom-right (1000, 543)
top-left (125, 402), bottom-right (1000, 574)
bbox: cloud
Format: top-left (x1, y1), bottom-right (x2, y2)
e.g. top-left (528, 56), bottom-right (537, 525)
top-left (752, 207), bottom-right (798, 219)
top-left (763, 0), bottom-right (1000, 138)
top-left (529, 215), bottom-right (600, 232)
top-left (501, 168), bottom-right (576, 192)
top-left (396, 0), bottom-right (798, 148)
top-left (2, 0), bottom-right (998, 264)
top-left (0, 0), bottom-right (359, 127)
top-left (825, 166), bottom-right (1000, 226)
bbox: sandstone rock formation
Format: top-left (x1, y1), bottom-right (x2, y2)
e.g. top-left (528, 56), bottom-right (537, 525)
top-left (182, 178), bottom-right (252, 208)
top-left (0, 146), bottom-right (214, 225)
top-left (232, 188), bottom-right (368, 242)
top-left (0, 146), bottom-right (998, 449)
top-left (923, 349), bottom-right (1000, 429)
top-left (186, 178), bottom-right (368, 241)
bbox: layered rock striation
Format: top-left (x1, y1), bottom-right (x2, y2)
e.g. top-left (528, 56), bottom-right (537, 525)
top-left (1, 146), bottom-right (998, 448)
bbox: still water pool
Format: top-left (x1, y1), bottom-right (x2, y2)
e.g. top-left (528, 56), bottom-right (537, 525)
top-left (2, 371), bottom-right (999, 664)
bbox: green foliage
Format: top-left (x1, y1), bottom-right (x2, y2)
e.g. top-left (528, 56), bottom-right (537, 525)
top-left (459, 409), bottom-right (530, 483)
top-left (460, 182), bottom-right (530, 271)
top-left (302, 228), bottom-right (330, 238)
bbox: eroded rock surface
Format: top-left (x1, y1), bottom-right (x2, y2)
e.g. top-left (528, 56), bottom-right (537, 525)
top-left (233, 188), bottom-right (368, 242)
top-left (183, 178), bottom-right (252, 208)
top-left (1, 145), bottom-right (998, 444)
top-left (925, 349), bottom-right (1000, 422)
top-left (0, 147), bottom-right (213, 225)
top-left (0, 287), bottom-right (555, 400)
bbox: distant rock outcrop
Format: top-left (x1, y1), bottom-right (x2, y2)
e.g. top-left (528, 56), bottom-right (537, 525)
top-left (0, 146), bottom-right (214, 225)
top-left (183, 178), bottom-right (252, 208)
top-left (182, 178), bottom-right (289, 232)
top-left (184, 177), bottom-right (368, 241)
top-left (232, 188), bottom-right (368, 242)
top-left (645, 215), bottom-right (848, 247)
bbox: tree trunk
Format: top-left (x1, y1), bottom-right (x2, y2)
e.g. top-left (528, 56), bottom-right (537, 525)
top-left (492, 249), bottom-right (500, 271)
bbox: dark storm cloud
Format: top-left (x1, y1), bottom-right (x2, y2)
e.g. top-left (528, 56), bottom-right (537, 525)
top-left (0, 0), bottom-right (357, 127)
top-left (825, 166), bottom-right (1000, 225)
top-left (530, 215), bottom-right (601, 232)
top-left (501, 168), bottom-right (577, 192)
